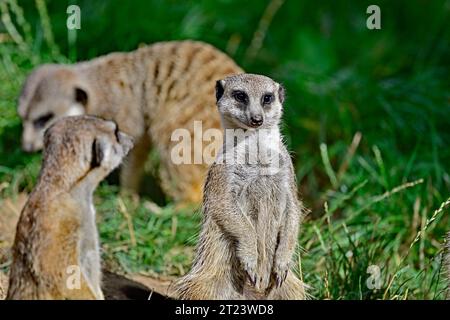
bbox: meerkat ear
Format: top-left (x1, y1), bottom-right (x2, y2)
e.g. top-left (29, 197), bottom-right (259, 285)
top-left (215, 80), bottom-right (225, 103)
top-left (43, 123), bottom-right (57, 148)
top-left (278, 84), bottom-right (285, 104)
top-left (90, 138), bottom-right (104, 168)
top-left (75, 87), bottom-right (88, 107)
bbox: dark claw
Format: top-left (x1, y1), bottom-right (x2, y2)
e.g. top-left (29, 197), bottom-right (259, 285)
top-left (276, 274), bottom-right (282, 288)
top-left (247, 270), bottom-right (257, 286)
top-left (274, 269), bottom-right (288, 288)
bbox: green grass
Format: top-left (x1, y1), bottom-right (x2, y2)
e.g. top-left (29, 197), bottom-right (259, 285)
top-left (0, 0), bottom-right (449, 299)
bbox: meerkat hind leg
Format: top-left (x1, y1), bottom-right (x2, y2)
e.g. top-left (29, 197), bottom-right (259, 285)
top-left (175, 272), bottom-right (244, 300)
top-left (269, 272), bottom-right (307, 300)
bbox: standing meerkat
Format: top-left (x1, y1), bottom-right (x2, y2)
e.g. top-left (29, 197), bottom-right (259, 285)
top-left (173, 74), bottom-right (306, 300)
top-left (18, 41), bottom-right (243, 204)
top-left (7, 116), bottom-right (133, 300)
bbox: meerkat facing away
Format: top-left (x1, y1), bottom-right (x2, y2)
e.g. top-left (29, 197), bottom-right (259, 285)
top-left (18, 41), bottom-right (243, 204)
top-left (173, 74), bottom-right (307, 300)
top-left (7, 116), bottom-right (133, 300)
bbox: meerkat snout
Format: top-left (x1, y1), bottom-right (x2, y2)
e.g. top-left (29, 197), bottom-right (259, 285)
top-left (116, 131), bottom-right (134, 155)
top-left (249, 114), bottom-right (263, 127)
top-left (215, 73), bottom-right (285, 130)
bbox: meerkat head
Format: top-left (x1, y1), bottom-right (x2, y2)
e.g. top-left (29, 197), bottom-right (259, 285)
top-left (215, 73), bottom-right (285, 130)
top-left (41, 116), bottom-right (133, 191)
top-left (18, 64), bottom-right (89, 152)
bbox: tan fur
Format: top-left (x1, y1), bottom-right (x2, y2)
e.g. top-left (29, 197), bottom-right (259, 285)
top-left (0, 271), bottom-right (7, 300)
top-left (173, 74), bottom-right (306, 300)
top-left (7, 116), bottom-right (133, 300)
top-left (19, 41), bottom-right (243, 204)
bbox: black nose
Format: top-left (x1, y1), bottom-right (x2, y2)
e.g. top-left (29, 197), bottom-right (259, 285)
top-left (250, 115), bottom-right (263, 127)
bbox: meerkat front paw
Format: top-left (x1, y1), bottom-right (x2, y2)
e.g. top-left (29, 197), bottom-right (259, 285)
top-left (238, 251), bottom-right (258, 286)
top-left (244, 262), bottom-right (258, 287)
top-left (272, 259), bottom-right (290, 288)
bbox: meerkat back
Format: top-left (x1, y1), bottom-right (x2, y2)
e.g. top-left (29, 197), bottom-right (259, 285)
top-left (136, 41), bottom-right (243, 203)
top-left (7, 116), bottom-right (133, 300)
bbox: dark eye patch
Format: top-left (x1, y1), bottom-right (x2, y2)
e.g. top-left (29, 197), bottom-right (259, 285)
top-left (262, 93), bottom-right (274, 105)
top-left (232, 90), bottom-right (249, 104)
top-left (33, 112), bottom-right (54, 128)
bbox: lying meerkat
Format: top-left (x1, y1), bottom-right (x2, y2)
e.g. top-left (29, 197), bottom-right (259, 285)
top-left (7, 116), bottom-right (133, 300)
top-left (173, 74), bottom-right (307, 300)
top-left (18, 41), bottom-right (243, 204)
